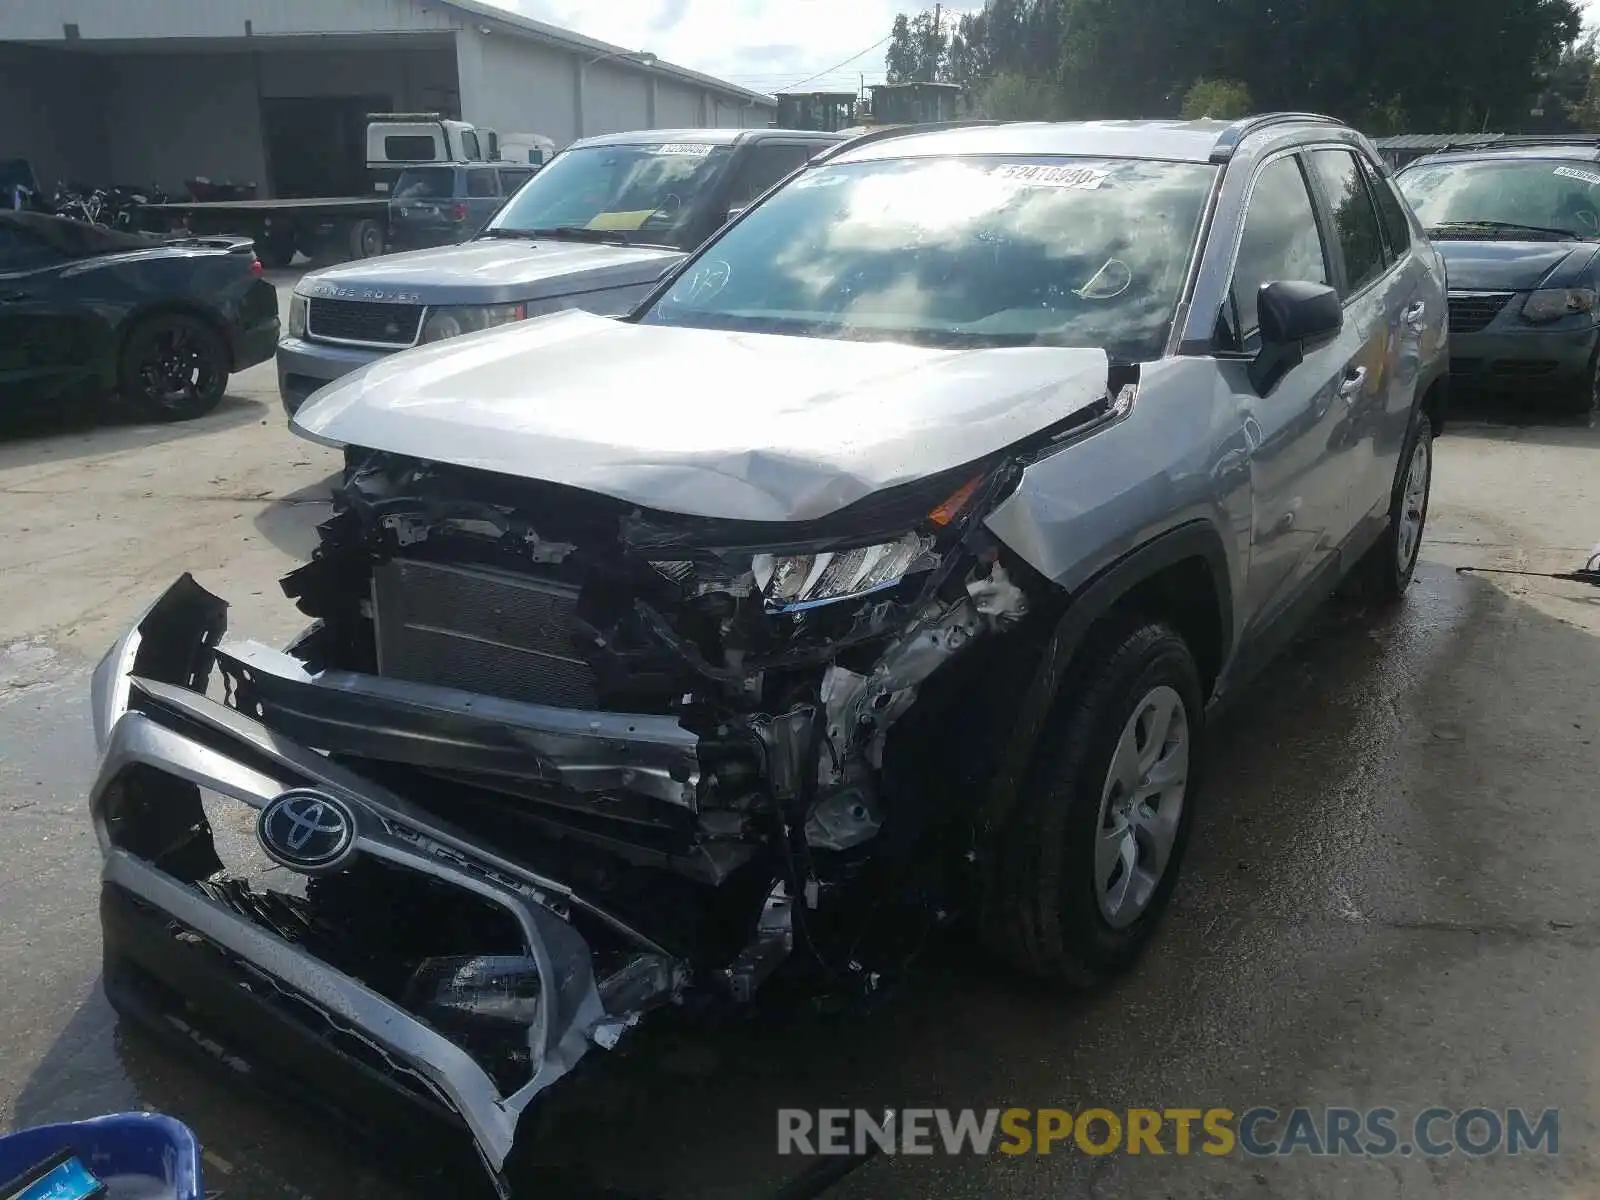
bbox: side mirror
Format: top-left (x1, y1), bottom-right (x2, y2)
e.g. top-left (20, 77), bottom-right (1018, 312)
top-left (1248, 280), bottom-right (1342, 396)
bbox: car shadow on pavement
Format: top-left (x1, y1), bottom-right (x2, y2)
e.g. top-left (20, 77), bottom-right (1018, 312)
top-left (252, 471), bottom-right (342, 559)
top-left (0, 392), bottom-right (273, 470)
top-left (1446, 392), bottom-right (1599, 445)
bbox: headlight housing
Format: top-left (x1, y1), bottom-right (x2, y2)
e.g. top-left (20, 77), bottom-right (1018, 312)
top-left (1520, 287), bottom-right (1597, 323)
top-left (421, 302), bottom-right (528, 344)
top-left (751, 533), bottom-right (937, 613)
top-left (287, 293), bottom-right (308, 338)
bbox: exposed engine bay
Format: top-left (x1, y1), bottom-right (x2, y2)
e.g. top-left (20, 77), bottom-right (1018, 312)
top-left (266, 445), bottom-right (1043, 989)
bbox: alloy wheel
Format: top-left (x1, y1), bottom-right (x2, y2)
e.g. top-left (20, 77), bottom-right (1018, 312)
top-left (1094, 684), bottom-right (1191, 929)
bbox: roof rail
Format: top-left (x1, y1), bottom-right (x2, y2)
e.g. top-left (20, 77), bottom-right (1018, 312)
top-left (812, 119), bottom-right (1005, 163)
top-left (1209, 112), bottom-right (1344, 163)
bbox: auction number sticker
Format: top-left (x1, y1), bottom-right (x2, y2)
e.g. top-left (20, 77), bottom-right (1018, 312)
top-left (1554, 165), bottom-right (1600, 186)
top-left (654, 143), bottom-right (714, 156)
top-left (993, 164), bottom-right (1110, 189)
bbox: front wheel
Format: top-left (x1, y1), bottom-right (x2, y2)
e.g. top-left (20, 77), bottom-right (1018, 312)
top-left (118, 313), bottom-right (229, 422)
top-left (979, 617), bottom-right (1203, 989)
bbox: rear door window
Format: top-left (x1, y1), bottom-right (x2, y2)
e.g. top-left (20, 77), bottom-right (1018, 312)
top-left (498, 168), bottom-right (534, 194)
top-left (466, 169), bottom-right (498, 198)
top-left (1229, 155), bottom-right (1331, 343)
top-left (1306, 149), bottom-right (1389, 295)
top-left (725, 144), bottom-right (814, 210)
top-left (1364, 161), bottom-right (1413, 261)
top-left (393, 168), bottom-right (456, 200)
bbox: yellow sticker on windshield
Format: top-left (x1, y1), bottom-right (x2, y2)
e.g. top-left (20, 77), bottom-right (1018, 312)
top-left (993, 164), bottom-right (1109, 190)
top-left (586, 210), bottom-right (654, 230)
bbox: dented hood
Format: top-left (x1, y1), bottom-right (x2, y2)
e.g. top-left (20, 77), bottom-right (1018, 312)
top-left (292, 310), bottom-right (1110, 523)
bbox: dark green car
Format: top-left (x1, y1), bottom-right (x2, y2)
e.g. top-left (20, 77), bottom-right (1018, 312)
top-left (1398, 137), bottom-right (1600, 419)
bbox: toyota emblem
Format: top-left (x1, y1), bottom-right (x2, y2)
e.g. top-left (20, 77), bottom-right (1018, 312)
top-left (257, 788), bottom-right (357, 873)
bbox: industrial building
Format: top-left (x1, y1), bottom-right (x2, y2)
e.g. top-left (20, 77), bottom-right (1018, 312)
top-left (0, 0), bottom-right (776, 198)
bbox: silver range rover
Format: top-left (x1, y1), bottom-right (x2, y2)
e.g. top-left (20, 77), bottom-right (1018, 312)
top-left (276, 127), bottom-right (843, 417)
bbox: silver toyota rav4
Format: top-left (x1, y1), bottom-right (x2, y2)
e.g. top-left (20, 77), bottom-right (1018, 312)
top-left (89, 115), bottom-right (1446, 1189)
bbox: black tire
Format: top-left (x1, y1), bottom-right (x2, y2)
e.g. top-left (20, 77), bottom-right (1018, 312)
top-left (258, 224), bottom-right (296, 269)
top-left (1571, 346), bottom-right (1600, 422)
top-left (118, 312), bottom-right (230, 422)
top-left (978, 616), bottom-right (1204, 989)
top-left (349, 218), bottom-right (385, 259)
top-left (1349, 411), bottom-right (1433, 603)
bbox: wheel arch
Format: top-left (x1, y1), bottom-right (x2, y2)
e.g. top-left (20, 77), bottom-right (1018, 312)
top-left (117, 302), bottom-right (236, 372)
top-left (977, 519), bottom-right (1233, 840)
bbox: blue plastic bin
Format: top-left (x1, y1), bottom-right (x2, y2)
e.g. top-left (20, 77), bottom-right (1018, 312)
top-left (0, 1113), bottom-right (203, 1200)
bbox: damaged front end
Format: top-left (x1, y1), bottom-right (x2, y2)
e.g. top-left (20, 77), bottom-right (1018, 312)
top-left (88, 428), bottom-right (1078, 1190)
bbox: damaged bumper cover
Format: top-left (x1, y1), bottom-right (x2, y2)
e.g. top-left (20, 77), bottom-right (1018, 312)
top-left (89, 576), bottom-right (686, 1186)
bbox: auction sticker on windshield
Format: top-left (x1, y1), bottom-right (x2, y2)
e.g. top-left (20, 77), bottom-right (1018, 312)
top-left (653, 143), bottom-right (713, 156)
top-left (1553, 165), bottom-right (1600, 186)
top-left (993, 164), bottom-right (1110, 189)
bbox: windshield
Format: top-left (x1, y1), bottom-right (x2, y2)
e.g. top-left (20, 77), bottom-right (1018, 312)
top-left (638, 155), bottom-right (1215, 359)
top-left (393, 168), bottom-right (455, 200)
top-left (1397, 158), bottom-right (1600, 238)
top-left (486, 142), bottom-right (733, 246)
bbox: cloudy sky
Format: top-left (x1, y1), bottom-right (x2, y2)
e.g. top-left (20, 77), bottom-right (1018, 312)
top-left (496, 0), bottom-right (1599, 95)
top-left (498, 0), bottom-right (922, 92)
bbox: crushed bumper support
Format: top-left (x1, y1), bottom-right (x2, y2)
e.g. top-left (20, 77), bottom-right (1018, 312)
top-left (89, 576), bottom-right (686, 1190)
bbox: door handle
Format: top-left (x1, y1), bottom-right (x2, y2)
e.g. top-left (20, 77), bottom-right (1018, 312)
top-left (1338, 366), bottom-right (1367, 400)
top-left (1402, 300), bottom-right (1427, 330)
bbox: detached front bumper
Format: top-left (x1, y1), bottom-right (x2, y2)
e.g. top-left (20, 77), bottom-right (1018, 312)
top-left (90, 576), bottom-right (684, 1187)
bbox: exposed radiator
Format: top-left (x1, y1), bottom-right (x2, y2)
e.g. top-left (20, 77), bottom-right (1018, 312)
top-left (371, 558), bottom-right (599, 709)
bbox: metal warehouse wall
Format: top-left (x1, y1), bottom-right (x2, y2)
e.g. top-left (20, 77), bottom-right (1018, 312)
top-left (0, 44), bottom-right (110, 187)
top-left (654, 78), bottom-right (706, 127)
top-left (102, 54), bottom-right (267, 194)
top-left (0, 0), bottom-right (456, 40)
top-left (462, 25), bottom-right (579, 144)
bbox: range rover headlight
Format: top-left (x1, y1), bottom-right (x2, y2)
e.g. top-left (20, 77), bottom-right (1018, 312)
top-left (287, 293), bottom-right (308, 338)
top-left (752, 533), bottom-right (937, 613)
top-left (1520, 287), bottom-right (1597, 323)
top-left (421, 302), bottom-right (528, 344)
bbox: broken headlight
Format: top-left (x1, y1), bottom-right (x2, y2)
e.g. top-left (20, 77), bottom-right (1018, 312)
top-left (752, 533), bottom-right (937, 613)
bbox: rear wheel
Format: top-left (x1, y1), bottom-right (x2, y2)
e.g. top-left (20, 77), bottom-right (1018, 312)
top-left (258, 223), bottom-right (296, 269)
top-left (1350, 411), bottom-right (1433, 603)
top-left (979, 617), bottom-right (1203, 989)
top-left (1572, 347), bottom-right (1600, 422)
top-left (349, 218), bottom-right (385, 259)
top-left (118, 313), bottom-right (229, 422)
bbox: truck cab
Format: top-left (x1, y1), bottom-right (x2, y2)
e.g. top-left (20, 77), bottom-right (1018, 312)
top-left (365, 114), bottom-right (492, 195)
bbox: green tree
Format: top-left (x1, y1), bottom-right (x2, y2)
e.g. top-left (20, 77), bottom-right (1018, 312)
top-left (884, 10), bottom-right (948, 83)
top-left (1180, 78), bottom-right (1253, 119)
top-left (973, 72), bottom-right (1066, 119)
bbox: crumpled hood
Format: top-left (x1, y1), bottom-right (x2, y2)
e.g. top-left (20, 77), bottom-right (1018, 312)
top-left (292, 310), bottom-right (1110, 523)
top-left (297, 239), bottom-right (682, 306)
top-left (1435, 239), bottom-right (1597, 292)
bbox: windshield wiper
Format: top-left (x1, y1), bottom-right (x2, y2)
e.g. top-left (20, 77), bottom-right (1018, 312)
top-left (477, 227), bottom-right (541, 240)
top-left (525, 225), bottom-right (634, 244)
top-left (1430, 219), bottom-right (1577, 239)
